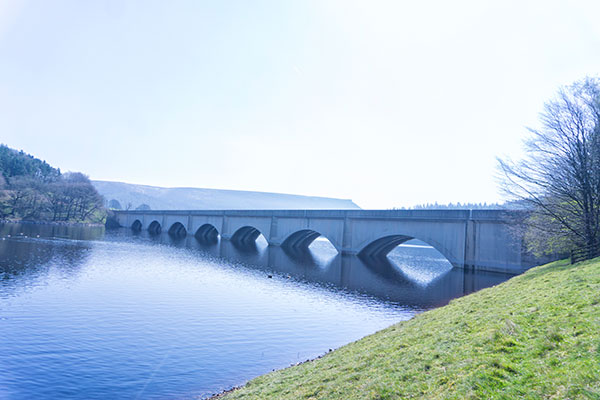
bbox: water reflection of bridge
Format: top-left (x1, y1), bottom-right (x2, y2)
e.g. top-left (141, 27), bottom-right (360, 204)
top-left (137, 231), bottom-right (512, 309)
top-left (115, 209), bottom-right (534, 274)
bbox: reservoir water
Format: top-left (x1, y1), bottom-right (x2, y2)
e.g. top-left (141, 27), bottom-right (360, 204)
top-left (0, 223), bottom-right (513, 399)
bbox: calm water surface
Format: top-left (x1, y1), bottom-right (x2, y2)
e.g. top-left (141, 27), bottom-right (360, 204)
top-left (0, 223), bottom-right (513, 399)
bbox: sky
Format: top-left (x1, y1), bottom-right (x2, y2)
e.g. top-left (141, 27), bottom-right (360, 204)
top-left (0, 0), bottom-right (599, 209)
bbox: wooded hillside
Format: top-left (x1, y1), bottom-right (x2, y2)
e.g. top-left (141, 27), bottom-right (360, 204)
top-left (0, 145), bottom-right (105, 223)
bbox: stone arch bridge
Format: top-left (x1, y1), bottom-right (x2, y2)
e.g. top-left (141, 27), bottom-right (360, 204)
top-left (112, 209), bottom-right (535, 274)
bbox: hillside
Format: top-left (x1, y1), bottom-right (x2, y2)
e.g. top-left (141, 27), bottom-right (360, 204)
top-left (0, 145), bottom-right (59, 184)
top-left (219, 258), bottom-right (600, 399)
top-left (0, 145), bottom-right (103, 222)
top-left (92, 180), bottom-right (361, 210)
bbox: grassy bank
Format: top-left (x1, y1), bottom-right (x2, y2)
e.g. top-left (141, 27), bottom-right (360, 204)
top-left (221, 259), bottom-right (600, 399)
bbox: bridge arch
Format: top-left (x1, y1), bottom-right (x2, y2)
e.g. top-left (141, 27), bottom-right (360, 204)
top-left (168, 222), bottom-right (187, 238)
top-left (358, 234), bottom-right (459, 267)
top-left (231, 226), bottom-right (266, 245)
top-left (148, 220), bottom-right (162, 235)
top-left (281, 229), bottom-right (340, 253)
top-left (195, 224), bottom-right (219, 244)
top-left (131, 220), bottom-right (142, 232)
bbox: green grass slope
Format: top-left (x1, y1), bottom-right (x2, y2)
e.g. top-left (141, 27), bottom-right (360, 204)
top-left (222, 259), bottom-right (600, 399)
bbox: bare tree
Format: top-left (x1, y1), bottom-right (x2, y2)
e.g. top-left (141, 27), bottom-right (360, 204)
top-left (498, 77), bottom-right (600, 256)
top-left (45, 173), bottom-right (105, 222)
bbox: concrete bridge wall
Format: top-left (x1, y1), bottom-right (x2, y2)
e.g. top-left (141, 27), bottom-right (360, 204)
top-left (113, 209), bottom-right (531, 274)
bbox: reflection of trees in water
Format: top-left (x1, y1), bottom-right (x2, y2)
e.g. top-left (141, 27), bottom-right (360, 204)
top-left (0, 223), bottom-right (104, 241)
top-left (0, 224), bottom-right (96, 297)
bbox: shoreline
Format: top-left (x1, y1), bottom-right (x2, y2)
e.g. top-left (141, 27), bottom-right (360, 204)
top-left (0, 219), bottom-right (105, 228)
top-left (204, 351), bottom-right (333, 400)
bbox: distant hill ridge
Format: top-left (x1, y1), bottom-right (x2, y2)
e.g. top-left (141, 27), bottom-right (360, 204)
top-left (92, 180), bottom-right (361, 210)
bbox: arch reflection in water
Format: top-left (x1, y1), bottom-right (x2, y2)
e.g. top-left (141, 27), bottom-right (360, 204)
top-left (282, 236), bottom-right (338, 266)
top-left (386, 240), bottom-right (453, 285)
top-left (131, 220), bottom-right (142, 232)
top-left (168, 222), bottom-right (187, 239)
top-left (130, 229), bottom-right (513, 310)
top-left (195, 223), bottom-right (219, 245)
top-left (231, 226), bottom-right (262, 245)
top-left (148, 220), bottom-right (162, 235)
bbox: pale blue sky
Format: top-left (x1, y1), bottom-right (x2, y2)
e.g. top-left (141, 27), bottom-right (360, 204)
top-left (1, 0), bottom-right (599, 208)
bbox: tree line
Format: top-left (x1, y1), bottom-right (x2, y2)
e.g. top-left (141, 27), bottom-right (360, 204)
top-left (0, 145), bottom-right (105, 223)
top-left (107, 199), bottom-right (151, 211)
top-left (406, 202), bottom-right (504, 210)
top-left (499, 77), bottom-right (600, 258)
